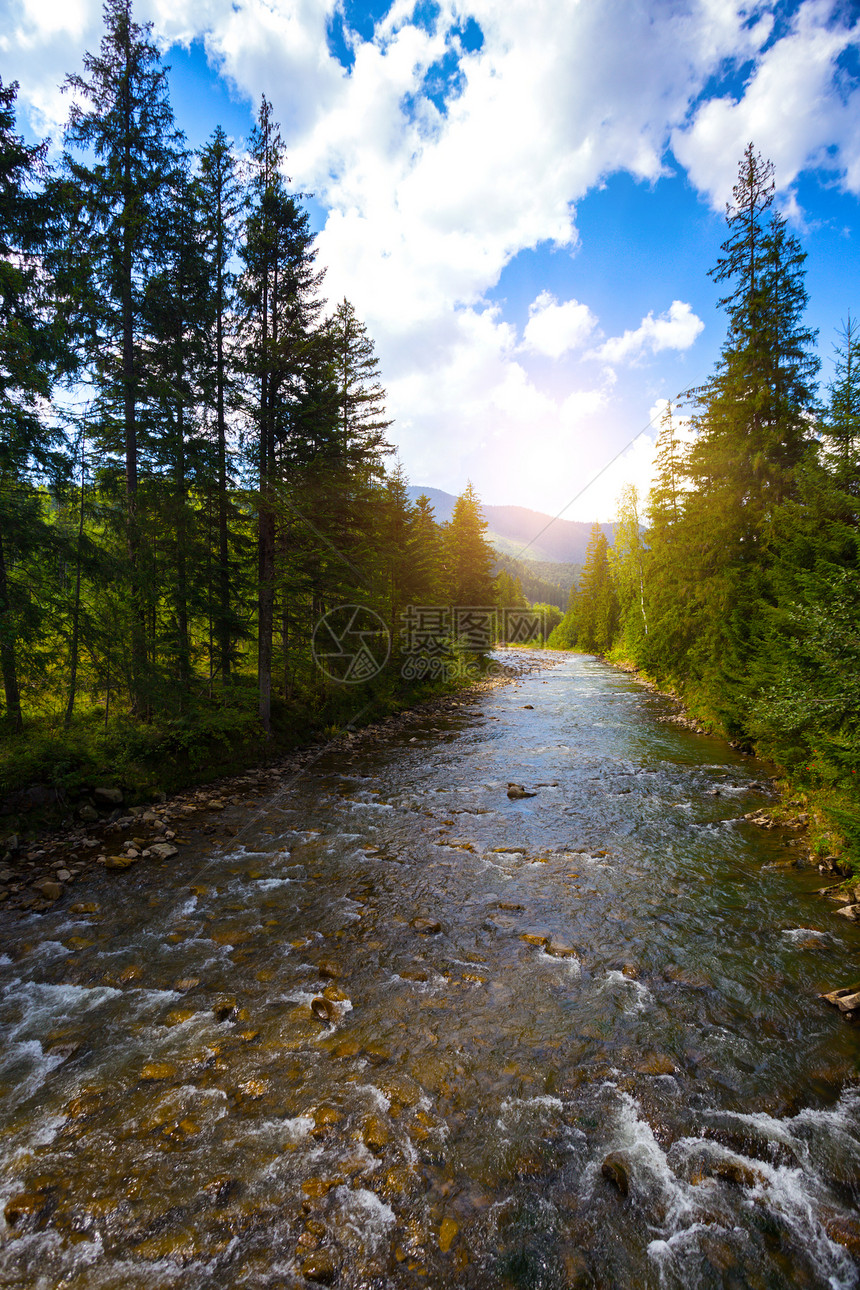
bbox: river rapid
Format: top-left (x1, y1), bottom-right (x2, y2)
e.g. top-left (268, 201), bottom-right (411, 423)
top-left (1, 651), bottom-right (859, 1289)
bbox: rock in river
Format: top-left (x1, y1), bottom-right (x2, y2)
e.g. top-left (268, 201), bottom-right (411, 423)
top-left (601, 1152), bottom-right (630, 1196)
top-left (507, 784), bottom-right (537, 799)
top-left (410, 917), bottom-right (442, 934)
top-left (821, 983), bottom-right (860, 1013)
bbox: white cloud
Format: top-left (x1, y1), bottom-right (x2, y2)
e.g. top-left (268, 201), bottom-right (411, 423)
top-left (673, 0), bottom-right (860, 210)
top-left (587, 301), bottom-right (704, 365)
top-left (522, 291), bottom-right (597, 359)
top-left (3, 0), bottom-right (858, 514)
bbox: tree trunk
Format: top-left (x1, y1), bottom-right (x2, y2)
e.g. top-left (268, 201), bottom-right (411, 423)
top-left (121, 92), bottom-right (145, 715)
top-left (216, 208), bottom-right (230, 684)
top-left (64, 438), bottom-right (87, 727)
top-left (175, 400), bottom-right (190, 702)
top-left (0, 524), bottom-right (23, 733)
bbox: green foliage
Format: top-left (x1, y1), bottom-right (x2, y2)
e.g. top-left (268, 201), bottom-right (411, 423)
top-left (443, 481), bottom-right (496, 606)
top-left (0, 6), bottom-right (497, 819)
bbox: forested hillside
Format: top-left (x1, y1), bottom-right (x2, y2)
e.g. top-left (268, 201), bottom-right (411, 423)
top-left (551, 145), bottom-right (860, 864)
top-left (406, 485), bottom-right (613, 564)
top-left (0, 3), bottom-right (507, 808)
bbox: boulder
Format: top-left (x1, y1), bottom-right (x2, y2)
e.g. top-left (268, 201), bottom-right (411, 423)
top-left (104, 855), bottom-right (137, 870)
top-left (33, 879), bottom-right (63, 901)
top-left (410, 918), bottom-right (442, 935)
top-left (301, 1252), bottom-right (336, 1284)
top-left (149, 843), bottom-right (178, 861)
top-left (547, 940), bottom-right (578, 959)
top-left (601, 1152), bottom-right (630, 1195)
top-left (94, 787), bottom-right (123, 807)
top-left (821, 984), bottom-right (860, 1013)
top-left (507, 784), bottom-right (537, 799)
top-left (78, 804), bottom-right (99, 823)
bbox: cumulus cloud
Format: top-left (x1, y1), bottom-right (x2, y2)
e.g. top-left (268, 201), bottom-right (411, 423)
top-left (3, 0), bottom-right (858, 513)
top-left (587, 301), bottom-right (704, 365)
top-left (522, 291), bottom-right (597, 359)
top-left (673, 0), bottom-right (860, 209)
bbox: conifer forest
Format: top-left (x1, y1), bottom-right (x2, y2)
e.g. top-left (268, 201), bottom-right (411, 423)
top-left (0, 1), bottom-right (513, 808)
top-left (0, 1), bottom-right (858, 874)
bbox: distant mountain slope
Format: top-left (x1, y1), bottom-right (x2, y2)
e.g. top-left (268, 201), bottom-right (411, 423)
top-left (406, 486), bottom-right (613, 565)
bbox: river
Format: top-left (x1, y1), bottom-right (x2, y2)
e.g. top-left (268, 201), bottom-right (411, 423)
top-left (1, 651), bottom-right (859, 1289)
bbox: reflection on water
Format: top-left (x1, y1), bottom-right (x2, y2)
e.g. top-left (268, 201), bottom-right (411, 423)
top-left (1, 653), bottom-right (859, 1288)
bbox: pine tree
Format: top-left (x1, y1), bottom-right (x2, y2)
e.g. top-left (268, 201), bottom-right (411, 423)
top-left (610, 484), bottom-right (647, 648)
top-left (0, 79), bottom-right (69, 730)
top-left (823, 314), bottom-right (860, 488)
top-left (575, 523), bottom-right (618, 654)
top-left (64, 0), bottom-right (183, 713)
top-left (198, 125), bottom-right (242, 683)
top-left (409, 494), bottom-right (444, 605)
top-left (444, 482), bottom-right (495, 606)
top-left (331, 298), bottom-right (392, 467)
top-left (239, 95), bottom-right (323, 733)
top-left (143, 155), bottom-right (211, 702)
top-left (688, 144), bottom-right (818, 541)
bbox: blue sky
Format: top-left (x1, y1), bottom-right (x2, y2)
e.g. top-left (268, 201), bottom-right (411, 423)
top-left (4, 0), bottom-right (860, 519)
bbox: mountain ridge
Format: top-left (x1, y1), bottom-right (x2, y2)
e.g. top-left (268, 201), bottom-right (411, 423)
top-left (406, 486), bottom-right (613, 565)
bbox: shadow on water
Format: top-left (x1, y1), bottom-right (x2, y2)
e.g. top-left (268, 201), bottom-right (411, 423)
top-left (1, 652), bottom-right (859, 1288)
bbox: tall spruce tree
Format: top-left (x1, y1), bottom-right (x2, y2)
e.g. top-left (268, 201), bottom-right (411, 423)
top-left (671, 145), bottom-right (819, 722)
top-left (0, 79), bottom-right (69, 730)
top-left (239, 96), bottom-right (323, 733)
top-left (64, 0), bottom-right (182, 713)
top-left (198, 126), bottom-right (242, 682)
top-left (576, 523), bottom-right (618, 654)
top-left (444, 482), bottom-right (495, 607)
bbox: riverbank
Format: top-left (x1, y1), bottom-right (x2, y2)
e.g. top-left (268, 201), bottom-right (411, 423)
top-left (604, 649), bottom-right (859, 883)
top-left (0, 650), bottom-right (562, 917)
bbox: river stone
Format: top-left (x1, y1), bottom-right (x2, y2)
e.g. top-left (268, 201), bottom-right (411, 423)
top-left (710, 1158), bottom-right (765, 1187)
top-left (104, 854), bottom-right (137, 869)
top-left (318, 959), bottom-right (342, 979)
top-left (140, 1061), bottom-right (176, 1080)
top-left (362, 1115), bottom-right (391, 1153)
top-left (507, 784), bottom-right (537, 799)
top-left (547, 940), bottom-right (578, 958)
top-left (560, 1251), bottom-right (593, 1289)
top-left (520, 932), bottom-right (549, 948)
top-left (78, 804), bottom-right (99, 823)
top-left (835, 905), bottom-right (860, 922)
top-left (322, 984), bottom-right (350, 1002)
top-left (410, 918), bottom-right (442, 934)
top-left (821, 983), bottom-right (860, 1012)
top-left (311, 997), bottom-right (335, 1023)
top-left (3, 1189), bottom-right (56, 1230)
top-left (601, 1152), bottom-right (630, 1195)
top-left (149, 843), bottom-right (178, 861)
top-left (301, 1251), bottom-right (337, 1284)
top-left (94, 787), bottom-right (123, 806)
top-left (438, 1217), bottom-right (459, 1253)
top-left (33, 879), bottom-right (63, 901)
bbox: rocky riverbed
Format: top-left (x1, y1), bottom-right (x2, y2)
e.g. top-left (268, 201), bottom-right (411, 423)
top-left (1, 649), bottom-right (859, 1288)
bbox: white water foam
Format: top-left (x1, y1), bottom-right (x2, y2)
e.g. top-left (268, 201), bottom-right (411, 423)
top-left (331, 1185), bottom-right (395, 1254)
top-left (598, 969), bottom-right (653, 1010)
